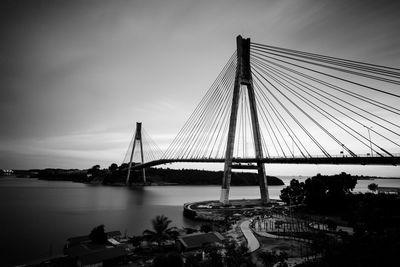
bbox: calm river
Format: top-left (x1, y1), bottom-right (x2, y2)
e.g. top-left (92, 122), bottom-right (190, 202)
top-left (0, 176), bottom-right (399, 266)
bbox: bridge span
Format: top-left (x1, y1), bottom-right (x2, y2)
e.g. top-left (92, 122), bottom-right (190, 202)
top-left (131, 156), bottom-right (400, 170)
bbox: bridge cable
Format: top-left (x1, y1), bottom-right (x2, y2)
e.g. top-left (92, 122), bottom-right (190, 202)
top-left (251, 45), bottom-right (400, 86)
top-left (250, 53), bottom-right (400, 116)
top-left (251, 55), bottom-right (400, 143)
top-left (251, 54), bottom-right (400, 134)
top-left (253, 57), bottom-right (399, 154)
top-left (253, 77), bottom-right (310, 158)
top-left (252, 58), bottom-right (389, 156)
top-left (251, 43), bottom-right (400, 80)
top-left (173, 54), bottom-right (236, 159)
top-left (256, 81), bottom-right (309, 157)
top-left (254, 84), bottom-right (288, 157)
top-left (252, 67), bottom-right (331, 157)
top-left (165, 53), bottom-right (236, 158)
top-left (192, 60), bottom-right (236, 158)
top-left (250, 49), bottom-right (400, 99)
top-left (252, 60), bottom-right (361, 157)
top-left (164, 52), bottom-right (236, 159)
top-left (254, 71), bottom-right (326, 157)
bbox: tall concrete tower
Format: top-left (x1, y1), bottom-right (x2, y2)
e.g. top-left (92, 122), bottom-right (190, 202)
top-left (220, 36), bottom-right (269, 205)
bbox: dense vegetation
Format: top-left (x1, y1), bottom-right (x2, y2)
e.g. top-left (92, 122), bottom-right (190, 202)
top-left (281, 172), bottom-right (400, 266)
top-left (280, 172), bottom-right (357, 212)
top-left (17, 163), bottom-right (284, 186)
top-left (26, 168), bottom-right (88, 182)
top-left (142, 167), bottom-right (284, 186)
top-left (103, 164), bottom-right (284, 186)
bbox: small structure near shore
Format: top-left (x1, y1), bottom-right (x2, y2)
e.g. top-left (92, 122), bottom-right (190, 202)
top-left (64, 230), bottom-right (130, 267)
top-left (377, 186), bottom-right (400, 196)
top-left (176, 232), bottom-right (225, 252)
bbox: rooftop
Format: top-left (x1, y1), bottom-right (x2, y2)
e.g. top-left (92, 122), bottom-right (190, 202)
top-left (178, 232), bottom-right (224, 250)
top-left (67, 231), bottom-right (122, 247)
top-left (78, 247), bottom-right (127, 265)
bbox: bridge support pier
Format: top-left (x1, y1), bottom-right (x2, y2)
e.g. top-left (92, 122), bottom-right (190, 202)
top-left (220, 35), bottom-right (269, 205)
top-left (126, 122), bottom-right (146, 185)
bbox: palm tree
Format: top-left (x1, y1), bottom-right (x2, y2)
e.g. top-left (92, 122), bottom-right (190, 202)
top-left (143, 215), bottom-right (178, 244)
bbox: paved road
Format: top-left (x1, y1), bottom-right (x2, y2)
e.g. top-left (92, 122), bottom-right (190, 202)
top-left (240, 220), bottom-right (260, 252)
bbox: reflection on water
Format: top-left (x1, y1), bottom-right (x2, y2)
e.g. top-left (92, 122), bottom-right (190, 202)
top-left (0, 176), bottom-right (399, 266)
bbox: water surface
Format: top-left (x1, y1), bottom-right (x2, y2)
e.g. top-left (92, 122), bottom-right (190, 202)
top-left (0, 176), bottom-right (398, 266)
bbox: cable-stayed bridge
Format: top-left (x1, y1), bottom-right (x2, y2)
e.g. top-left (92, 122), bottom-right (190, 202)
top-left (124, 35), bottom-right (400, 204)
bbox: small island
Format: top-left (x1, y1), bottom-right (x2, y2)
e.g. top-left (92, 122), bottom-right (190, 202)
top-left (12, 163), bottom-right (285, 186)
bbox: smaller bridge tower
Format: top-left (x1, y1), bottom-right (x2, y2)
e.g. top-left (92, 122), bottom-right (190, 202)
top-left (126, 122), bottom-right (146, 185)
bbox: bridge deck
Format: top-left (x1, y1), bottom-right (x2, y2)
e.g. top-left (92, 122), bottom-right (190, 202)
top-left (130, 156), bottom-right (400, 170)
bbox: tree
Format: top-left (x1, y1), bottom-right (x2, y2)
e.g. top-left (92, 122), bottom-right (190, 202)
top-left (143, 215), bottom-right (178, 244)
top-left (89, 225), bottom-right (107, 244)
top-left (303, 172), bottom-right (357, 211)
top-left (184, 227), bottom-right (198, 234)
top-left (87, 165), bottom-right (101, 177)
top-left (184, 254), bottom-right (202, 267)
top-left (204, 244), bottom-right (223, 267)
top-left (129, 235), bottom-right (142, 246)
top-left (153, 252), bottom-right (184, 267)
top-left (119, 163), bottom-right (129, 169)
top-left (258, 250), bottom-right (288, 267)
top-left (257, 251), bottom-right (280, 267)
top-left (368, 183), bottom-right (378, 193)
top-left (325, 219), bottom-right (338, 231)
top-left (224, 241), bottom-right (252, 267)
top-left (92, 165), bottom-right (100, 170)
top-left (108, 163), bottom-right (118, 172)
top-left (200, 224), bottom-right (213, 233)
top-left (280, 179), bottom-right (305, 205)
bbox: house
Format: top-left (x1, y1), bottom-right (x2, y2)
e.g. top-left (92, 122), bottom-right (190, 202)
top-left (377, 187), bottom-right (400, 196)
top-left (0, 169), bottom-right (14, 176)
top-left (64, 231), bottom-right (128, 267)
top-left (65, 231), bottom-right (122, 249)
top-left (176, 232), bottom-right (225, 252)
top-left (106, 231), bottom-right (122, 239)
top-left (76, 246), bottom-right (128, 267)
top-left (65, 236), bottom-right (91, 248)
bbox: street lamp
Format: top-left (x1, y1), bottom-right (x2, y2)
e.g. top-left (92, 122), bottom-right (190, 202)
top-left (364, 126), bottom-right (373, 157)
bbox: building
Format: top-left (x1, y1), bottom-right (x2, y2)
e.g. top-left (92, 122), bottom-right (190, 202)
top-left (65, 231), bottom-right (122, 249)
top-left (377, 187), bottom-right (400, 196)
top-left (64, 231), bottom-right (129, 267)
top-left (176, 232), bottom-right (225, 252)
top-left (0, 169), bottom-right (14, 176)
top-left (76, 246), bottom-right (128, 267)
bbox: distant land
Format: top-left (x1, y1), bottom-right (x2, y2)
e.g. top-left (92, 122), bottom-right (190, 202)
top-left (6, 167), bottom-right (286, 186)
top-left (3, 167), bottom-right (399, 187)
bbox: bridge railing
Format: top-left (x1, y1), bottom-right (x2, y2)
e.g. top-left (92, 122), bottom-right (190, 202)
top-left (264, 153), bottom-right (400, 159)
top-left (162, 152), bottom-right (400, 162)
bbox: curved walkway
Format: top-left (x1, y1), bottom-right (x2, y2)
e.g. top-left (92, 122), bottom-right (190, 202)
top-left (240, 220), bottom-right (260, 253)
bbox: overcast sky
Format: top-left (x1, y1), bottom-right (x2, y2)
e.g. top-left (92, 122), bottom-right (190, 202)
top-left (1, 0), bottom-right (399, 176)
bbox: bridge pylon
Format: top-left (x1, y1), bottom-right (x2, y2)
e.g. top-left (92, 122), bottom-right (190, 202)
top-left (220, 35), bottom-right (269, 205)
top-left (126, 122), bottom-right (146, 185)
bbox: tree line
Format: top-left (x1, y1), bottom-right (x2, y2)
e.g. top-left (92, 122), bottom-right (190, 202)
top-left (280, 172), bottom-right (400, 266)
top-left (26, 163), bottom-right (285, 186)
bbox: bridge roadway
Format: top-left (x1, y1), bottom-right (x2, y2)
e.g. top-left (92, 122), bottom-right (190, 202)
top-left (130, 156), bottom-right (400, 170)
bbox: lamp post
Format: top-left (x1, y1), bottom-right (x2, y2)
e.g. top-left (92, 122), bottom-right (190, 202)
top-left (365, 126), bottom-right (373, 157)
top-left (292, 139), bottom-right (295, 158)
